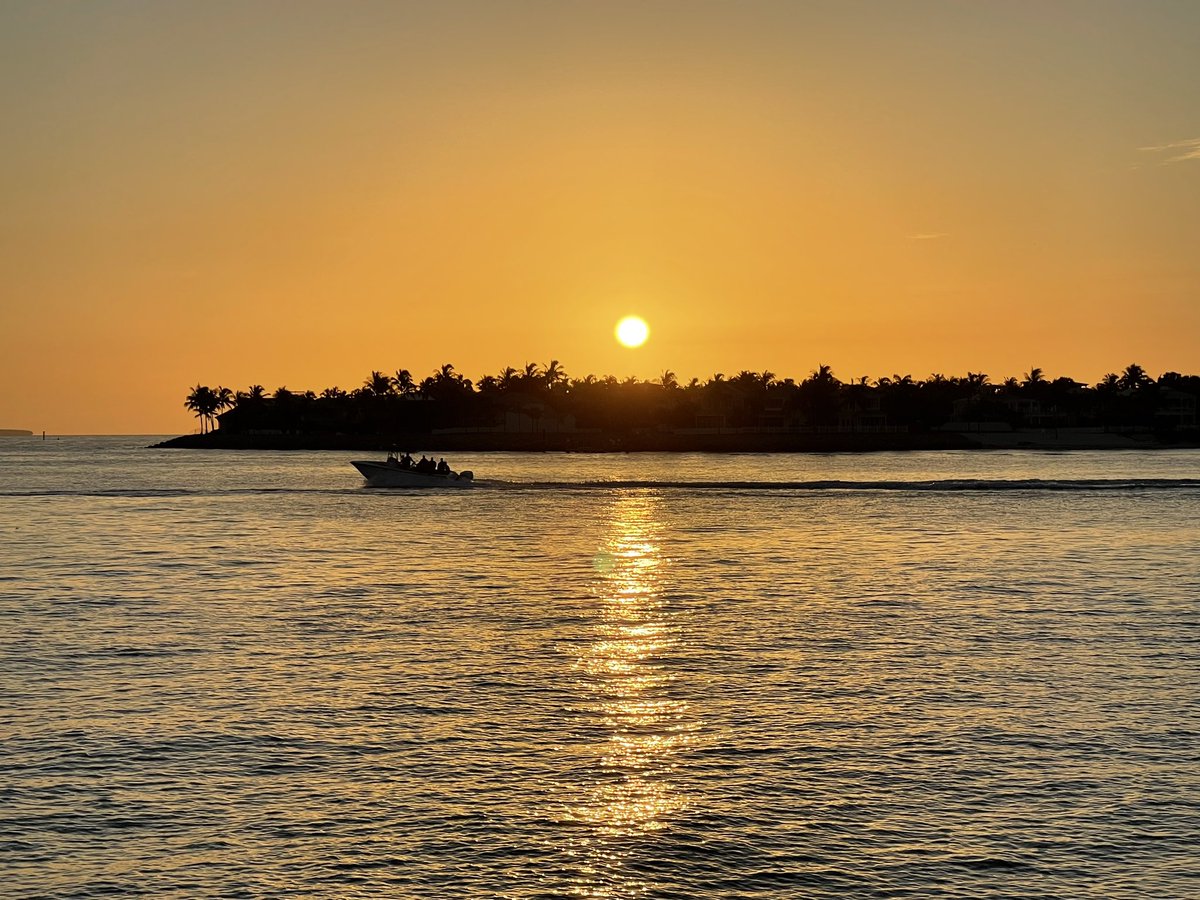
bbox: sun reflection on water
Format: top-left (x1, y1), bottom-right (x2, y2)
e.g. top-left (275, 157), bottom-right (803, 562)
top-left (567, 493), bottom-right (697, 896)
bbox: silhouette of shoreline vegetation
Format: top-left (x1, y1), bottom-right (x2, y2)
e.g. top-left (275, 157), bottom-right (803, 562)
top-left (163, 362), bottom-right (1200, 451)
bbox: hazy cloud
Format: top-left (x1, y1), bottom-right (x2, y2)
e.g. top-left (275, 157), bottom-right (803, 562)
top-left (908, 232), bottom-right (949, 241)
top-left (1140, 137), bottom-right (1200, 164)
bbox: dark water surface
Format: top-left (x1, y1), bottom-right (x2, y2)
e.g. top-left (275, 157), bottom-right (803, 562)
top-left (2, 439), bottom-right (1198, 898)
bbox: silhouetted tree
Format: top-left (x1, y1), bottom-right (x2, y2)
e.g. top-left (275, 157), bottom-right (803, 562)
top-left (1119, 363), bottom-right (1151, 392)
top-left (237, 384), bottom-right (267, 406)
top-left (797, 364), bottom-right (842, 426)
top-left (544, 359), bottom-right (567, 389)
top-left (394, 369), bottom-right (416, 396)
top-left (184, 384), bottom-right (220, 433)
top-left (521, 362), bottom-right (541, 386)
top-left (364, 371), bottom-right (394, 397)
top-left (965, 372), bottom-right (990, 393)
top-left (497, 366), bottom-right (519, 392)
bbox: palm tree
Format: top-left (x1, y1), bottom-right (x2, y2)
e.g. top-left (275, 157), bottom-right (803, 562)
top-left (184, 384), bottom-right (219, 434)
top-left (521, 362), bottom-right (542, 387)
top-left (418, 363), bottom-right (473, 403)
top-left (965, 372), bottom-right (990, 395)
top-left (236, 384), bottom-right (266, 406)
top-left (544, 360), bottom-right (567, 388)
top-left (497, 366), bottom-right (519, 392)
top-left (843, 376), bottom-right (873, 423)
top-left (810, 364), bottom-right (838, 384)
top-left (659, 370), bottom-right (678, 390)
top-left (364, 371), bottom-right (394, 397)
top-left (1118, 363), bottom-right (1150, 391)
top-left (393, 369), bottom-right (416, 396)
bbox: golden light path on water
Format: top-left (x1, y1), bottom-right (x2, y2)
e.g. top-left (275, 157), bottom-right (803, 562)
top-left (565, 493), bottom-right (698, 897)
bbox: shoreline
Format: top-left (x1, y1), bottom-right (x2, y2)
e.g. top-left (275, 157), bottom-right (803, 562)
top-left (150, 428), bottom-right (1192, 453)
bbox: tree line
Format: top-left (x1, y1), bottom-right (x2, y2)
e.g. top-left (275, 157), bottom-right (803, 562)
top-left (184, 361), bottom-right (1199, 438)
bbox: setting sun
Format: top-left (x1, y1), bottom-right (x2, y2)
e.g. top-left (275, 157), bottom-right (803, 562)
top-left (616, 316), bottom-right (650, 348)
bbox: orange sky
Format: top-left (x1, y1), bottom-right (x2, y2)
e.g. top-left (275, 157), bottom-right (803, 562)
top-left (2, 1), bottom-right (1198, 433)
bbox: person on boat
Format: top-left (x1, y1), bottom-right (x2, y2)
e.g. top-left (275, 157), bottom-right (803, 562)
top-left (417, 455), bottom-right (434, 473)
top-left (386, 450), bottom-right (398, 466)
top-left (436, 458), bottom-right (450, 474)
top-left (400, 452), bottom-right (413, 469)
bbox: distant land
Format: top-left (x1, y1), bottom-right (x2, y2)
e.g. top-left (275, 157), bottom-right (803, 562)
top-left (0, 429), bottom-right (33, 437)
top-left (156, 362), bottom-right (1200, 452)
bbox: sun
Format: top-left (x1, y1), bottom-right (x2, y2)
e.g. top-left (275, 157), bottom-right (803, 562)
top-left (615, 315), bottom-right (649, 348)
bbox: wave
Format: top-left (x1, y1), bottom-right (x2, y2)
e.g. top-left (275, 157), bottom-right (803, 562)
top-left (502, 478), bottom-right (1200, 492)
top-left (4, 478), bottom-right (1200, 498)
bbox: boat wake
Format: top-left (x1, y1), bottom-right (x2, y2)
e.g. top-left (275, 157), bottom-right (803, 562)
top-left (493, 477), bottom-right (1200, 493)
top-left (4, 477), bottom-right (1199, 499)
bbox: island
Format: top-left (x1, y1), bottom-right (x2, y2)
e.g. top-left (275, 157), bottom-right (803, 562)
top-left (155, 362), bottom-right (1200, 452)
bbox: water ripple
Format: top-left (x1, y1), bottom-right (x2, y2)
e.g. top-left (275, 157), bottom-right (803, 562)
top-left (1, 444), bottom-right (1198, 897)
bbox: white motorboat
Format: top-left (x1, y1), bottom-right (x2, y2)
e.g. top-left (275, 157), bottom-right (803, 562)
top-left (352, 454), bottom-right (475, 488)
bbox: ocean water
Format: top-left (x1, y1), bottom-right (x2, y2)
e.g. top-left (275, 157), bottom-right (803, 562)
top-left (2, 437), bottom-right (1198, 898)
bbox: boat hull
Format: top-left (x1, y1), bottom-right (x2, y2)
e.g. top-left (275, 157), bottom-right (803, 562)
top-left (352, 461), bottom-right (475, 488)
